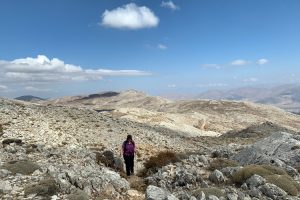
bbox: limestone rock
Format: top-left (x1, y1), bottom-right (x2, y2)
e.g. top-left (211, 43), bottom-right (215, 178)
top-left (259, 183), bottom-right (287, 199)
top-left (209, 170), bottom-right (225, 184)
top-left (146, 185), bottom-right (178, 200)
top-left (0, 180), bottom-right (12, 194)
top-left (246, 174), bottom-right (266, 188)
top-left (233, 132), bottom-right (300, 167)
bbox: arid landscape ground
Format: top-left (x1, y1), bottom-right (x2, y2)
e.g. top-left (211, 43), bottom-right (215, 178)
top-left (1, 90), bottom-right (300, 200)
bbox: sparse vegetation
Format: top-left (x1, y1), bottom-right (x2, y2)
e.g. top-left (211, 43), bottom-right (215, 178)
top-left (139, 151), bottom-right (181, 177)
top-left (24, 178), bottom-right (59, 198)
top-left (1, 160), bottom-right (40, 175)
top-left (130, 178), bottom-right (147, 192)
top-left (0, 124), bottom-right (3, 135)
top-left (232, 164), bottom-right (287, 184)
top-left (209, 158), bottom-right (239, 171)
top-left (96, 150), bottom-right (115, 168)
top-left (266, 174), bottom-right (300, 196)
top-left (144, 151), bottom-right (181, 169)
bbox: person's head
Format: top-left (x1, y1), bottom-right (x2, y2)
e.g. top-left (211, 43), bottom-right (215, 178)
top-left (127, 134), bottom-right (132, 141)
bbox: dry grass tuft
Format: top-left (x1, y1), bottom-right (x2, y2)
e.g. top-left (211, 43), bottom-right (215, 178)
top-left (139, 151), bottom-right (181, 177)
top-left (209, 158), bottom-right (239, 171)
top-left (266, 174), bottom-right (300, 196)
top-left (144, 151), bottom-right (180, 169)
top-left (232, 164), bottom-right (287, 184)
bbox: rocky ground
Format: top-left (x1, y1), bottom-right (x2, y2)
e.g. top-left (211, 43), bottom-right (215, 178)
top-left (1, 95), bottom-right (300, 200)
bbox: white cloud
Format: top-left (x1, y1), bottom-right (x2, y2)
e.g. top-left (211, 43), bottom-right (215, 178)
top-left (101, 3), bottom-right (159, 29)
top-left (161, 1), bottom-right (180, 10)
top-left (243, 77), bottom-right (258, 82)
top-left (168, 84), bottom-right (176, 88)
top-left (257, 58), bottom-right (268, 65)
top-left (202, 64), bottom-right (221, 69)
top-left (158, 44), bottom-right (167, 50)
top-left (230, 59), bottom-right (249, 66)
top-left (0, 85), bottom-right (8, 90)
top-left (0, 55), bottom-right (150, 84)
top-left (25, 86), bottom-right (52, 92)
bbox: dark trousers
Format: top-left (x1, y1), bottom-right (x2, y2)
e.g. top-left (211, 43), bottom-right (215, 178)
top-left (123, 154), bottom-right (134, 176)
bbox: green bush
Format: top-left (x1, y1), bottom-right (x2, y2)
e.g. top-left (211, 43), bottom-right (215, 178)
top-left (266, 175), bottom-right (300, 196)
top-left (209, 158), bottom-right (239, 171)
top-left (232, 164), bottom-right (287, 184)
top-left (193, 187), bottom-right (225, 198)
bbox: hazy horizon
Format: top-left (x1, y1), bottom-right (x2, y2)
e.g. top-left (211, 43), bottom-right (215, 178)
top-left (1, 0), bottom-right (300, 98)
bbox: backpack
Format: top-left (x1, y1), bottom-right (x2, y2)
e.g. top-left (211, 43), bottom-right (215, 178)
top-left (123, 141), bottom-right (135, 156)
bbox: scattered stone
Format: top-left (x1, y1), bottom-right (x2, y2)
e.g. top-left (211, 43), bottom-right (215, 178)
top-left (246, 174), bottom-right (266, 188)
top-left (0, 180), bottom-right (12, 194)
top-left (209, 170), bottom-right (225, 184)
top-left (227, 193), bottom-right (238, 200)
top-left (208, 195), bottom-right (220, 200)
top-left (146, 185), bottom-right (178, 200)
top-left (259, 183), bottom-right (287, 199)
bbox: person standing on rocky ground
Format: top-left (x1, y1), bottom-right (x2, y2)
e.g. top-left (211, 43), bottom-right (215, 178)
top-left (121, 134), bottom-right (135, 176)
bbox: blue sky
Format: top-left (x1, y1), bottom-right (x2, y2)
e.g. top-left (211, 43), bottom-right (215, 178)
top-left (0, 0), bottom-right (300, 98)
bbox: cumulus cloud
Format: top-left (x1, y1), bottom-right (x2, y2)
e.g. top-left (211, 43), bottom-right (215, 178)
top-left (230, 59), bottom-right (249, 66)
top-left (158, 44), bottom-right (167, 50)
top-left (257, 58), bottom-right (268, 65)
top-left (101, 3), bottom-right (159, 29)
top-left (0, 55), bottom-right (150, 84)
top-left (161, 1), bottom-right (180, 10)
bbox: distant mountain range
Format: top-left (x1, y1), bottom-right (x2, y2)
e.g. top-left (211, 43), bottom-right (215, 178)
top-left (15, 95), bottom-right (45, 102)
top-left (197, 84), bottom-right (300, 113)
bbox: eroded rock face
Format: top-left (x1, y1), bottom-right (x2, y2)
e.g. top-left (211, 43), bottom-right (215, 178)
top-left (233, 132), bottom-right (300, 168)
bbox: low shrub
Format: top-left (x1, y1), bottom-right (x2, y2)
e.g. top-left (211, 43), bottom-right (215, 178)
top-left (209, 158), bottom-right (239, 171)
top-left (1, 160), bottom-right (40, 175)
top-left (24, 178), bottom-right (59, 197)
top-left (96, 150), bottom-right (114, 168)
top-left (266, 174), bottom-right (300, 196)
top-left (144, 151), bottom-right (180, 170)
top-left (232, 164), bottom-right (287, 184)
top-left (139, 151), bottom-right (181, 177)
top-left (193, 187), bottom-right (225, 198)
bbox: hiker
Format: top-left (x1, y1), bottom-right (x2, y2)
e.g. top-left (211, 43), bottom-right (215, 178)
top-left (121, 134), bottom-right (135, 176)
